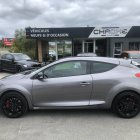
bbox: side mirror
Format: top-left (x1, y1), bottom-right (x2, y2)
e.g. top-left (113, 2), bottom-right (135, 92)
top-left (37, 72), bottom-right (44, 80)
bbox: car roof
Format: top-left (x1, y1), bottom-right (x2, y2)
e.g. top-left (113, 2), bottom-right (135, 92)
top-left (10, 53), bottom-right (23, 55)
top-left (77, 53), bottom-right (97, 57)
top-left (49, 56), bottom-right (120, 65)
top-left (3, 53), bottom-right (23, 55)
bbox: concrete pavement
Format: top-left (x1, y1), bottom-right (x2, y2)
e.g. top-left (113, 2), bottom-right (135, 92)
top-left (0, 72), bottom-right (11, 79)
top-left (0, 110), bottom-right (140, 140)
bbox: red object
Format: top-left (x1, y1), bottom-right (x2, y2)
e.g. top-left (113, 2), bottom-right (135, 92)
top-left (135, 73), bottom-right (140, 77)
top-left (3, 38), bottom-right (14, 47)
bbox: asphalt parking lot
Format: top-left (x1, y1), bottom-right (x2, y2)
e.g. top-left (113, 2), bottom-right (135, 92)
top-left (0, 72), bottom-right (140, 140)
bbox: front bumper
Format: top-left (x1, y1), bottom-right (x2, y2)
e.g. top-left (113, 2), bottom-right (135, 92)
top-left (22, 65), bottom-right (41, 71)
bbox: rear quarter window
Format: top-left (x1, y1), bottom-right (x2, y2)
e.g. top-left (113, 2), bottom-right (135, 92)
top-left (91, 61), bottom-right (117, 74)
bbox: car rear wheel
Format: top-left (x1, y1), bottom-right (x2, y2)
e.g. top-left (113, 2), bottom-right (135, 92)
top-left (0, 92), bottom-right (28, 118)
top-left (112, 91), bottom-right (140, 118)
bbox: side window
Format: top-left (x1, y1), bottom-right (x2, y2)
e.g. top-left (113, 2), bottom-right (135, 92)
top-left (1, 54), bottom-right (6, 59)
top-left (6, 54), bottom-right (13, 60)
top-left (43, 61), bottom-right (87, 78)
top-left (91, 61), bottom-right (117, 74)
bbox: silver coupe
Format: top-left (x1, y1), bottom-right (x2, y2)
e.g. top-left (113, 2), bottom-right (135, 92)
top-left (0, 57), bottom-right (140, 118)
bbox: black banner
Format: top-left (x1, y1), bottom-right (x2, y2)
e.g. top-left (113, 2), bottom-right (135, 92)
top-left (26, 26), bottom-right (140, 39)
top-left (26, 27), bottom-right (94, 39)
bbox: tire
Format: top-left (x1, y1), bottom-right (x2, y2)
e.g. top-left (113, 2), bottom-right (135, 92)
top-left (0, 92), bottom-right (28, 118)
top-left (0, 62), bottom-right (2, 72)
top-left (16, 66), bottom-right (22, 73)
top-left (112, 91), bottom-right (140, 118)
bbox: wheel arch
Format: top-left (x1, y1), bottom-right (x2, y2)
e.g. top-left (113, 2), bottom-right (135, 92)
top-left (0, 90), bottom-right (33, 110)
top-left (111, 90), bottom-right (140, 108)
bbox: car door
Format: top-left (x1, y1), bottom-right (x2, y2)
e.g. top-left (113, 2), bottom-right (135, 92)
top-left (6, 54), bottom-right (15, 71)
top-left (1, 54), bottom-right (6, 70)
top-left (32, 60), bottom-right (92, 107)
top-left (1, 54), bottom-right (10, 70)
top-left (89, 61), bottom-right (118, 105)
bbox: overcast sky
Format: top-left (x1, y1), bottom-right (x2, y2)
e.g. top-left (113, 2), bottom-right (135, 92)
top-left (0, 0), bottom-right (140, 38)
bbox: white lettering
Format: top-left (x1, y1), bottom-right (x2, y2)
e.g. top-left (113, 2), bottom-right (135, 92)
top-left (29, 33), bottom-right (69, 38)
top-left (89, 27), bottom-right (131, 38)
top-left (30, 29), bottom-right (49, 33)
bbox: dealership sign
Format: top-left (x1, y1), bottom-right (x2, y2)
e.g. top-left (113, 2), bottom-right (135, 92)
top-left (26, 28), bottom-right (70, 38)
top-left (89, 27), bottom-right (131, 38)
top-left (26, 26), bottom-right (140, 39)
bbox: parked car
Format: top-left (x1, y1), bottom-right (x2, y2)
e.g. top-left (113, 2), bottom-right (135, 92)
top-left (0, 53), bottom-right (41, 73)
top-left (77, 53), bottom-right (97, 57)
top-left (49, 50), bottom-right (56, 57)
top-left (120, 51), bottom-right (140, 67)
top-left (120, 51), bottom-right (140, 63)
top-left (0, 50), bottom-right (10, 58)
top-left (0, 57), bottom-right (140, 118)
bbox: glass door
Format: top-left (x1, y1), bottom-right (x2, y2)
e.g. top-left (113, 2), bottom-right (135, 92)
top-left (57, 40), bottom-right (72, 59)
top-left (113, 42), bottom-right (122, 58)
top-left (84, 41), bottom-right (94, 53)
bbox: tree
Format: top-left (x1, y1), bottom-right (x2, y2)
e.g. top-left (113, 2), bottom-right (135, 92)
top-left (0, 40), bottom-right (3, 47)
top-left (11, 29), bottom-right (36, 59)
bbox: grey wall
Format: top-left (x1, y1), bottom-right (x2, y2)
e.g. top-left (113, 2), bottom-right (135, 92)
top-left (110, 38), bottom-right (140, 57)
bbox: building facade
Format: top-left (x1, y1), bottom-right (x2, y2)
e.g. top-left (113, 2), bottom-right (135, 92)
top-left (26, 26), bottom-right (140, 62)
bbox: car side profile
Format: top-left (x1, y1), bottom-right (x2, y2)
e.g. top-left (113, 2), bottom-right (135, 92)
top-left (0, 57), bottom-right (140, 118)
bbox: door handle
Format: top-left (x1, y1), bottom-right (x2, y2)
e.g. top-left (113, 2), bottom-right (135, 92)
top-left (80, 82), bottom-right (91, 86)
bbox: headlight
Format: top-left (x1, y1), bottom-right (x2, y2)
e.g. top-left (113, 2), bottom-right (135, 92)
top-left (23, 65), bottom-right (28, 67)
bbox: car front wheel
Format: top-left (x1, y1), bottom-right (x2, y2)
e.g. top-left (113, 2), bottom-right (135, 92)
top-left (112, 91), bottom-right (140, 118)
top-left (16, 66), bottom-right (23, 73)
top-left (0, 92), bottom-right (28, 118)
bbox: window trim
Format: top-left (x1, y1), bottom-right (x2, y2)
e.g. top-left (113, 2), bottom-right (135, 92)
top-left (33, 60), bottom-right (90, 79)
top-left (90, 61), bottom-right (118, 74)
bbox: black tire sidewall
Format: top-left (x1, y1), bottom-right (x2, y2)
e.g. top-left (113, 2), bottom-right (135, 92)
top-left (112, 91), bottom-right (140, 118)
top-left (0, 63), bottom-right (2, 72)
top-left (16, 65), bottom-right (22, 73)
top-left (0, 92), bottom-right (28, 118)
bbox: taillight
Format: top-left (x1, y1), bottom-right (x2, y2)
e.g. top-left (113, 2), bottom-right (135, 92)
top-left (135, 73), bottom-right (140, 77)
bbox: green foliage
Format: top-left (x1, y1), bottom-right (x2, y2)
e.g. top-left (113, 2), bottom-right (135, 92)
top-left (0, 40), bottom-right (4, 47)
top-left (11, 29), bottom-right (36, 59)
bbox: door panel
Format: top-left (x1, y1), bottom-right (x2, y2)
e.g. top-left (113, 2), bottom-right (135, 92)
top-left (1, 54), bottom-right (14, 72)
top-left (89, 61), bottom-right (118, 105)
top-left (32, 75), bottom-right (92, 107)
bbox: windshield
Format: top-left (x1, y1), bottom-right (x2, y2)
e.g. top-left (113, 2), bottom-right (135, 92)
top-left (129, 53), bottom-right (140, 59)
top-left (13, 54), bottom-right (31, 61)
top-left (20, 69), bottom-right (37, 75)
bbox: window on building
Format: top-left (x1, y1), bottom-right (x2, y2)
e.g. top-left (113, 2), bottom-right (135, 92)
top-left (129, 42), bottom-right (140, 50)
top-left (57, 40), bottom-right (72, 59)
top-left (113, 42), bottom-right (123, 58)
